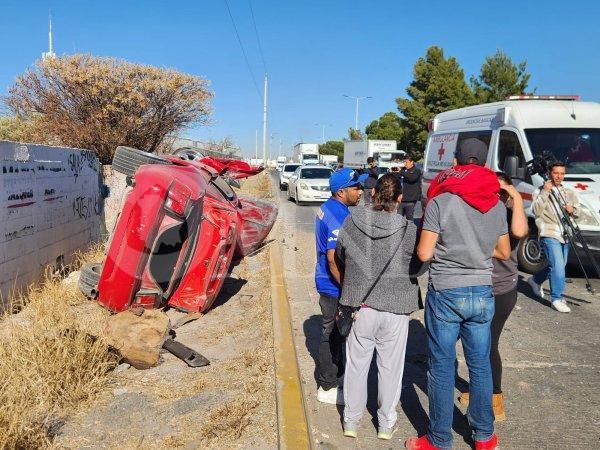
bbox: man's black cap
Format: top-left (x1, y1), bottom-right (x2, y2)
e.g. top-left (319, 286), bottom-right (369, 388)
top-left (455, 138), bottom-right (487, 166)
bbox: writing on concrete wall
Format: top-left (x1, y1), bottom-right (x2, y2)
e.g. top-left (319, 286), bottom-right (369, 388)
top-left (0, 140), bottom-right (103, 301)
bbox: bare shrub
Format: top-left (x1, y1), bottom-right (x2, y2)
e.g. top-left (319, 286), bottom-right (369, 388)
top-left (5, 54), bottom-right (213, 163)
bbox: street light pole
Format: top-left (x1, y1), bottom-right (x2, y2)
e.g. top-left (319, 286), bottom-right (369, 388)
top-left (343, 94), bottom-right (372, 132)
top-left (262, 74), bottom-right (268, 165)
top-left (314, 123), bottom-right (332, 144)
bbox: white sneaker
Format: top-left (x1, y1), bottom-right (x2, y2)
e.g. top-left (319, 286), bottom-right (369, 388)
top-left (552, 300), bottom-right (571, 313)
top-left (527, 276), bottom-right (545, 299)
top-left (317, 386), bottom-right (344, 405)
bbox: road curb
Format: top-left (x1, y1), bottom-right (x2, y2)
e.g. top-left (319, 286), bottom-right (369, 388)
top-left (270, 239), bottom-right (311, 450)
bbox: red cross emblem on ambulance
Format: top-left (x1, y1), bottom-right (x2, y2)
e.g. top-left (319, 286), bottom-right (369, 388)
top-left (438, 143), bottom-right (445, 161)
top-left (574, 183), bottom-right (588, 191)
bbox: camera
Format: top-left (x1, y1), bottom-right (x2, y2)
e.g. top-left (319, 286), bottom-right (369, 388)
top-left (526, 150), bottom-right (557, 178)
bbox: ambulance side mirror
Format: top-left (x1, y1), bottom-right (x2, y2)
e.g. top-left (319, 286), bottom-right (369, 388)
top-left (503, 155), bottom-right (526, 179)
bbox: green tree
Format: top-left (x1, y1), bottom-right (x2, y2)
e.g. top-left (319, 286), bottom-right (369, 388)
top-left (319, 140), bottom-right (344, 161)
top-left (396, 46), bottom-right (475, 159)
top-left (348, 127), bottom-right (364, 141)
top-left (471, 49), bottom-right (531, 103)
top-left (365, 111), bottom-right (407, 149)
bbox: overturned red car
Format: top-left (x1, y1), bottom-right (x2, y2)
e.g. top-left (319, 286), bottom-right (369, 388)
top-left (79, 146), bottom-right (277, 314)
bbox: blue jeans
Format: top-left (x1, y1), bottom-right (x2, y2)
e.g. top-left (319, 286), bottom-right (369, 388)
top-left (533, 237), bottom-right (569, 302)
top-left (425, 285), bottom-right (495, 449)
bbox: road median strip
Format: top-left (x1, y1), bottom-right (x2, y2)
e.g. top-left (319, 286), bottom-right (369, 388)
top-left (270, 239), bottom-right (311, 450)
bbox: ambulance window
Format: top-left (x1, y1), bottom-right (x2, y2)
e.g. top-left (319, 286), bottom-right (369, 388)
top-left (456, 130), bottom-right (492, 159)
top-left (498, 130), bottom-right (525, 170)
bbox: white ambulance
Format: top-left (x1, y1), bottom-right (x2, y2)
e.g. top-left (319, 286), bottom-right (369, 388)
top-left (422, 95), bottom-right (600, 272)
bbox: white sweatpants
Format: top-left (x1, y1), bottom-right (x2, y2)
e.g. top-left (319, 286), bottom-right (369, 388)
top-left (343, 307), bottom-right (409, 428)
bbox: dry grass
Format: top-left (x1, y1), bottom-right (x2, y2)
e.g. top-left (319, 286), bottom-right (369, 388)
top-left (0, 248), bottom-right (117, 448)
top-left (199, 398), bottom-right (260, 441)
top-left (238, 171), bottom-right (273, 199)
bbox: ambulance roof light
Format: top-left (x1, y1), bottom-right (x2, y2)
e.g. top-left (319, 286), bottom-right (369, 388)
top-left (507, 94), bottom-right (580, 101)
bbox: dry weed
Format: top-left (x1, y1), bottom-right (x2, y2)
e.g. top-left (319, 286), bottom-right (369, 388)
top-left (238, 171), bottom-right (273, 199)
top-left (0, 249), bottom-right (118, 448)
top-left (200, 398), bottom-right (259, 441)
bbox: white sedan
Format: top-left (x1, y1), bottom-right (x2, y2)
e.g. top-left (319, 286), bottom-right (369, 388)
top-left (278, 163), bottom-right (301, 190)
top-left (288, 166), bottom-right (333, 205)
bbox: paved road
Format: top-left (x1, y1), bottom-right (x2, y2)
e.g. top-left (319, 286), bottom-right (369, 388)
top-left (271, 172), bottom-right (600, 449)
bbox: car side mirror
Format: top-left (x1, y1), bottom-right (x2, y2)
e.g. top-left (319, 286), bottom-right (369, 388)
top-left (503, 155), bottom-right (526, 179)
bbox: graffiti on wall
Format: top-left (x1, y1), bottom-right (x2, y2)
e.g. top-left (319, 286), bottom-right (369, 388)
top-left (68, 150), bottom-right (98, 179)
top-left (72, 195), bottom-right (102, 220)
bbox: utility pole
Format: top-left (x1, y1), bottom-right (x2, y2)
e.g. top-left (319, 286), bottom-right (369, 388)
top-left (315, 123), bottom-right (331, 143)
top-left (255, 129), bottom-right (258, 159)
top-left (343, 94), bottom-right (372, 132)
top-left (262, 74), bottom-right (268, 166)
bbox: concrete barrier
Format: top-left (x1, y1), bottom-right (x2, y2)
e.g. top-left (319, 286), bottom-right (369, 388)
top-left (0, 140), bottom-right (103, 301)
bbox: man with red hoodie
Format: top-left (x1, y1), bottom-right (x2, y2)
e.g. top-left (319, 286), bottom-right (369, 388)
top-left (405, 138), bottom-right (511, 450)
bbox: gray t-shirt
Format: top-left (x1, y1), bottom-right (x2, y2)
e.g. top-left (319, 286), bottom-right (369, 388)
top-left (422, 193), bottom-right (508, 291)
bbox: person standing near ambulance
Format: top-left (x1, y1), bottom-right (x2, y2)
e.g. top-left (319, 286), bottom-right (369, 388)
top-left (527, 161), bottom-right (580, 313)
top-left (406, 138), bottom-right (510, 450)
top-left (314, 168), bottom-right (367, 404)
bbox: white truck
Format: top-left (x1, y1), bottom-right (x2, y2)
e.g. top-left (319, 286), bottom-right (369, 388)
top-left (276, 156), bottom-right (287, 171)
top-left (319, 154), bottom-right (338, 167)
top-left (343, 140), bottom-right (406, 170)
top-left (293, 143), bottom-right (319, 165)
top-left (421, 95), bottom-right (600, 273)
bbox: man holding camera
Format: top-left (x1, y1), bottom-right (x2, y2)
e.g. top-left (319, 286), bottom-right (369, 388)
top-left (528, 161), bottom-right (580, 313)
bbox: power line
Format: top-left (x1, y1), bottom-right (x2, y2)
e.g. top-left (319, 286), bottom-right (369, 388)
top-left (223, 0), bottom-right (262, 100)
top-left (247, 0), bottom-right (267, 74)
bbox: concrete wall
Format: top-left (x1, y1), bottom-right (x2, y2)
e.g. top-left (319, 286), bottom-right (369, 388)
top-left (0, 140), bottom-right (103, 300)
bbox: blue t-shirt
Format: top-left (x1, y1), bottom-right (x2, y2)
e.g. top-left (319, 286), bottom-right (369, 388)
top-left (315, 198), bottom-right (350, 298)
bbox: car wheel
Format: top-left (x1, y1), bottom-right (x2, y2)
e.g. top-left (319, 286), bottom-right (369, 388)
top-left (78, 262), bottom-right (102, 299)
top-left (112, 146), bottom-right (171, 177)
top-left (173, 147), bottom-right (204, 161)
top-left (296, 189), bottom-right (305, 206)
top-left (279, 183), bottom-right (285, 191)
top-left (517, 235), bottom-right (547, 274)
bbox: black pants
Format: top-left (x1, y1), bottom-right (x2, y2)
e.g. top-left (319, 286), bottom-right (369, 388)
top-left (316, 294), bottom-right (344, 390)
top-left (398, 201), bottom-right (416, 221)
top-left (491, 288), bottom-right (518, 394)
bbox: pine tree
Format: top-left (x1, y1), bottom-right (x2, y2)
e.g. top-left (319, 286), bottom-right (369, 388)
top-left (471, 49), bottom-right (531, 103)
top-left (396, 46), bottom-right (474, 159)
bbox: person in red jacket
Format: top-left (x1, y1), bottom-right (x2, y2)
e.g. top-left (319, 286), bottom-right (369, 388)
top-left (405, 138), bottom-right (510, 450)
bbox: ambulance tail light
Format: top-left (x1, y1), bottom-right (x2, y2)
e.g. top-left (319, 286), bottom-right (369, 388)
top-left (507, 94), bottom-right (580, 101)
top-left (427, 118), bottom-right (438, 132)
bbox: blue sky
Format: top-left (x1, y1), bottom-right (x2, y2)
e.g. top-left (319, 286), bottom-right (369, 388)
top-left (1, 0), bottom-right (599, 157)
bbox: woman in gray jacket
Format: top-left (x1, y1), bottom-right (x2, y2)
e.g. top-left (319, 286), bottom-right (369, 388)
top-left (335, 173), bottom-right (420, 440)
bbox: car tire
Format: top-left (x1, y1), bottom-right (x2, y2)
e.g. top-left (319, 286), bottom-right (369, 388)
top-left (296, 189), bottom-right (305, 206)
top-left (78, 262), bottom-right (102, 299)
top-left (517, 235), bottom-right (547, 274)
top-left (279, 183), bottom-right (285, 191)
top-left (112, 146), bottom-right (171, 177)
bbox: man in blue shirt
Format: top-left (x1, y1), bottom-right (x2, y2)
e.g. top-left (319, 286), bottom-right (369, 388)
top-left (314, 168), bottom-right (367, 404)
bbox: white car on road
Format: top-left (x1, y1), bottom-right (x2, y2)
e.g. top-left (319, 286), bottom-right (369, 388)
top-left (278, 163), bottom-right (301, 190)
top-left (288, 166), bottom-right (333, 205)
